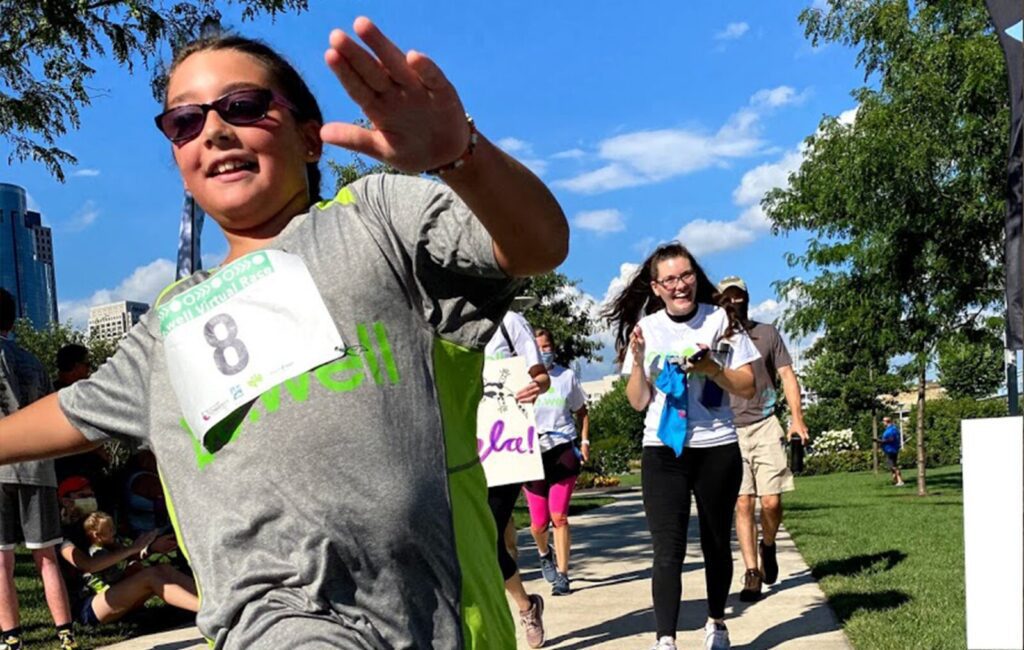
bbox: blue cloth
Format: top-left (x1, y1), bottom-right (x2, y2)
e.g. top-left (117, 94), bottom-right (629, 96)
top-left (654, 359), bottom-right (689, 456)
top-left (881, 424), bottom-right (901, 455)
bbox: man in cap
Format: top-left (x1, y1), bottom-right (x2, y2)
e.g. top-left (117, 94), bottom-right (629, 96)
top-left (716, 277), bottom-right (809, 602)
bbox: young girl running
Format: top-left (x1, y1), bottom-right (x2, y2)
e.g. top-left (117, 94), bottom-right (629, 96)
top-left (0, 17), bottom-right (567, 650)
top-left (524, 328), bottom-right (589, 597)
top-left (603, 242), bottom-right (758, 650)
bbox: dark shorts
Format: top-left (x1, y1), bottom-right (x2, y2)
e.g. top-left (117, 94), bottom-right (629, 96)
top-left (0, 484), bottom-right (62, 550)
top-left (524, 442), bottom-right (581, 494)
top-left (885, 451), bottom-right (900, 469)
top-left (77, 594), bottom-right (101, 626)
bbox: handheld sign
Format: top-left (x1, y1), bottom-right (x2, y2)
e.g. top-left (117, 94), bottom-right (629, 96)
top-left (477, 356), bottom-right (544, 487)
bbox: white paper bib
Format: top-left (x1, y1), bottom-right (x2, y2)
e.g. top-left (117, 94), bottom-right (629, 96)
top-left (158, 250), bottom-right (344, 439)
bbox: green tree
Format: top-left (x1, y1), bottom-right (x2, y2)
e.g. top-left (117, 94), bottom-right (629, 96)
top-left (587, 378), bottom-right (644, 475)
top-left (520, 273), bottom-right (601, 366)
top-left (766, 0), bottom-right (1008, 495)
top-left (12, 318), bottom-right (117, 379)
top-left (1, 0), bottom-right (308, 180)
top-left (937, 316), bottom-right (1005, 399)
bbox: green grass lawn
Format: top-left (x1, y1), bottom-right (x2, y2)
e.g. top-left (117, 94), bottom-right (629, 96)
top-left (9, 551), bottom-right (193, 649)
top-left (785, 465), bottom-right (966, 650)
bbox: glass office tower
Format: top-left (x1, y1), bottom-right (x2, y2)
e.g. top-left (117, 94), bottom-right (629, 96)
top-left (0, 183), bottom-right (58, 329)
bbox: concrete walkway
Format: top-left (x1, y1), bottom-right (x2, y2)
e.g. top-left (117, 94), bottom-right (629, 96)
top-left (101, 491), bottom-right (850, 650)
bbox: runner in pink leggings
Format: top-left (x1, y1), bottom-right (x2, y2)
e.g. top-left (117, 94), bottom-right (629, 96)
top-left (523, 328), bottom-right (590, 596)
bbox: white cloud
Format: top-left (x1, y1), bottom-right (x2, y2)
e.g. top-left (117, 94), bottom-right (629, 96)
top-left (750, 86), bottom-right (808, 109)
top-left (553, 87), bottom-right (805, 194)
top-left (552, 148), bottom-right (586, 160)
top-left (71, 168), bottom-right (100, 178)
top-left (674, 145), bottom-right (804, 256)
top-left (58, 258), bottom-right (176, 328)
top-left (25, 193), bottom-right (41, 213)
top-left (496, 137), bottom-right (529, 154)
top-left (715, 22), bottom-right (750, 40)
top-left (573, 209), bottom-right (626, 234)
top-left (65, 200), bottom-right (100, 232)
top-left (838, 106), bottom-right (858, 126)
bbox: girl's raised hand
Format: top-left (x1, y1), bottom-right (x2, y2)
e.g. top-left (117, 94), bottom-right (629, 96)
top-left (321, 17), bottom-right (470, 174)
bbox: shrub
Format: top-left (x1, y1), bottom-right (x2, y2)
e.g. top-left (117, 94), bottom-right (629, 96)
top-left (808, 428), bottom-right (859, 456)
top-left (802, 450), bottom-right (875, 476)
top-left (588, 378), bottom-right (645, 475)
top-left (906, 397), bottom-right (1009, 466)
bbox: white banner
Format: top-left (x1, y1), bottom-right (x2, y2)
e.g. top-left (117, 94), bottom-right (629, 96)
top-left (477, 356), bottom-right (544, 487)
top-left (962, 416), bottom-right (1023, 650)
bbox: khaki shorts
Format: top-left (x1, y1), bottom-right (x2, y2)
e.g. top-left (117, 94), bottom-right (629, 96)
top-left (737, 417), bottom-right (794, 496)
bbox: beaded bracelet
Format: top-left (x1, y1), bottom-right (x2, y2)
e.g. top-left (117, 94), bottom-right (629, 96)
top-left (425, 115), bottom-right (478, 176)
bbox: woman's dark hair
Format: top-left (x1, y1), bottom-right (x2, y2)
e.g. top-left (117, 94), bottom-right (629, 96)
top-left (601, 241), bottom-right (741, 363)
top-left (166, 35), bottom-right (324, 202)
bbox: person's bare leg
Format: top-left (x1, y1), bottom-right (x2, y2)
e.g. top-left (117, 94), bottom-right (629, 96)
top-left (0, 550), bottom-right (19, 630)
top-left (735, 495), bottom-right (758, 570)
top-left (759, 494), bottom-right (782, 546)
top-left (530, 525), bottom-right (550, 556)
top-left (505, 572), bottom-right (532, 612)
top-left (90, 565), bottom-right (198, 623)
top-left (551, 514), bottom-right (571, 574)
top-left (32, 547), bottom-right (71, 625)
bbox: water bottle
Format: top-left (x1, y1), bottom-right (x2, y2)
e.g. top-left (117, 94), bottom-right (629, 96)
top-left (789, 434), bottom-right (805, 474)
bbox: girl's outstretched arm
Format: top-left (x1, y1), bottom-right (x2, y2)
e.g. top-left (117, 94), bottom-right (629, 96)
top-left (0, 394), bottom-right (96, 464)
top-left (320, 17), bottom-right (568, 277)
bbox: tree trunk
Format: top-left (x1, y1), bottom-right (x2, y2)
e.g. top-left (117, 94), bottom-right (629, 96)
top-left (916, 359), bottom-right (927, 496)
top-left (870, 367), bottom-right (879, 474)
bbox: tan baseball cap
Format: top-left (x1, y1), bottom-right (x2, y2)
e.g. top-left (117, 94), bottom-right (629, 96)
top-left (717, 276), bottom-right (748, 293)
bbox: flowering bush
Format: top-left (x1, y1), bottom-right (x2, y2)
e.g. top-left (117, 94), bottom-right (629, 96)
top-left (808, 428), bottom-right (859, 456)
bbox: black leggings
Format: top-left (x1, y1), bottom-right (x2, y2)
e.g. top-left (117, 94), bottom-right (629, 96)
top-left (641, 444), bottom-right (742, 637)
top-left (487, 482), bottom-right (522, 580)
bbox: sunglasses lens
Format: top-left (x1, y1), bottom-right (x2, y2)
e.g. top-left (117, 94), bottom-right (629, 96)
top-left (220, 90), bottom-right (271, 124)
top-left (159, 107), bottom-right (205, 142)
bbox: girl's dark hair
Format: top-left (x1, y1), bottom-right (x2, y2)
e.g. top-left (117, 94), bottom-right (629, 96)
top-left (534, 328), bottom-right (555, 347)
top-left (166, 35), bottom-right (324, 202)
top-left (601, 241), bottom-right (741, 363)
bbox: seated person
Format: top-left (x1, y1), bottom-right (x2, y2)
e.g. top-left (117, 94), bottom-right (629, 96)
top-left (57, 477), bottom-right (198, 626)
top-left (121, 450), bottom-right (168, 538)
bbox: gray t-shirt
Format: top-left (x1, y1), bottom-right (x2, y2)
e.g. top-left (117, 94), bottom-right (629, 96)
top-left (59, 175), bottom-right (521, 649)
top-left (0, 338), bottom-right (57, 487)
top-left (729, 322), bottom-right (793, 427)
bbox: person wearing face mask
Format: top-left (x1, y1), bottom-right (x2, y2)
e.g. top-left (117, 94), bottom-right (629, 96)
top-left (0, 289), bottom-right (79, 650)
top-left (55, 477), bottom-right (197, 630)
top-left (523, 328), bottom-right (589, 597)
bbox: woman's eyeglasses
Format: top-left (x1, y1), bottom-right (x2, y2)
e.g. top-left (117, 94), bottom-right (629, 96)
top-left (154, 88), bottom-right (298, 144)
top-left (653, 270), bottom-right (696, 289)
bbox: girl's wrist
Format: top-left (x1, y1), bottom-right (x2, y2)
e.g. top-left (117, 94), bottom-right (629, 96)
top-left (580, 439), bottom-right (590, 446)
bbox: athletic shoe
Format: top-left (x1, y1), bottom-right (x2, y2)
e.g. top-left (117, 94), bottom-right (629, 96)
top-left (760, 540), bottom-right (779, 585)
top-left (0, 634), bottom-right (22, 650)
top-left (552, 571), bottom-right (571, 596)
top-left (704, 621), bottom-right (730, 650)
top-left (739, 568), bottom-right (762, 602)
top-left (57, 629), bottom-right (79, 650)
top-left (895, 481), bottom-right (906, 487)
top-left (650, 636), bottom-right (677, 650)
top-left (520, 593), bottom-right (545, 648)
top-left (539, 550), bottom-right (558, 584)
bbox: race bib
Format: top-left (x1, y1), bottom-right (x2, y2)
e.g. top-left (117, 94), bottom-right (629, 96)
top-left (158, 250), bottom-right (344, 440)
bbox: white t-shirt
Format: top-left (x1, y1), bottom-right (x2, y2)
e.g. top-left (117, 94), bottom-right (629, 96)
top-left (484, 311), bottom-right (542, 369)
top-left (534, 365), bottom-right (587, 452)
top-left (621, 304), bottom-right (760, 448)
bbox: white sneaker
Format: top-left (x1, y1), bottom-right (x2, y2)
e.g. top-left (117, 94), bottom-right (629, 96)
top-left (704, 621), bottom-right (730, 650)
top-left (650, 636), bottom-right (677, 650)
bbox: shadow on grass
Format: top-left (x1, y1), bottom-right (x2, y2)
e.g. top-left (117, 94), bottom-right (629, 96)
top-left (828, 589), bottom-right (911, 623)
top-left (812, 550), bottom-right (907, 579)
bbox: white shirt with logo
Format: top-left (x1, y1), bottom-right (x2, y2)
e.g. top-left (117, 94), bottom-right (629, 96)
top-left (484, 311), bottom-right (542, 368)
top-left (534, 365), bottom-right (587, 452)
top-left (621, 304), bottom-right (760, 449)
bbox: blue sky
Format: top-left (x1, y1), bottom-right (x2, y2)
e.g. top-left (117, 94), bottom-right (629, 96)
top-left (1, 0), bottom-right (862, 379)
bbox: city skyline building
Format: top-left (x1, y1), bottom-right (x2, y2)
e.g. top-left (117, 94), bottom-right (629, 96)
top-left (0, 182), bottom-right (58, 329)
top-left (88, 300), bottom-right (149, 343)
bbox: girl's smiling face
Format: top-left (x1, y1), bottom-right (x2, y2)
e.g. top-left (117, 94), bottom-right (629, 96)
top-left (166, 48), bottom-right (320, 235)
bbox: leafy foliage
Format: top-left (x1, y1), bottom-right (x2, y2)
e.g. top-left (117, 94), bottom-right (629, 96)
top-left (936, 316), bottom-right (1006, 399)
top-left (520, 273), bottom-right (601, 366)
top-left (587, 378), bottom-right (644, 475)
top-left (0, 0), bottom-right (309, 180)
top-left (12, 318), bottom-right (116, 379)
